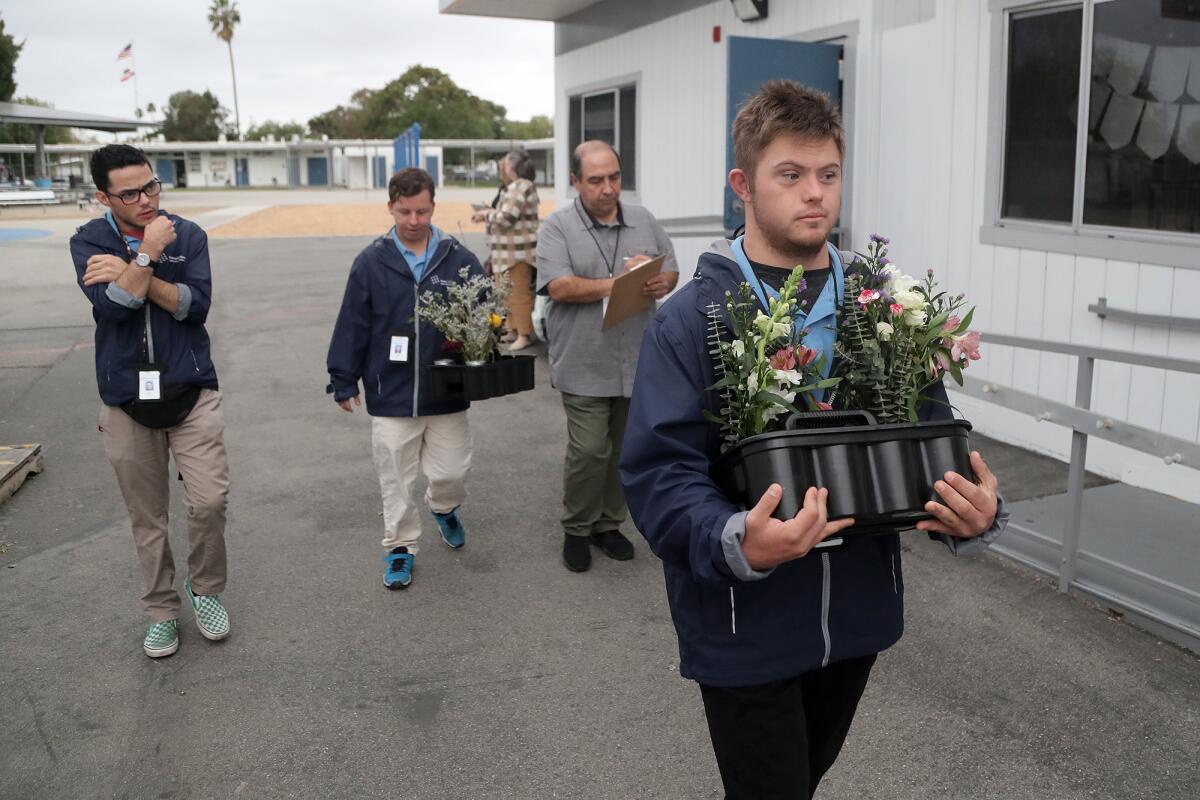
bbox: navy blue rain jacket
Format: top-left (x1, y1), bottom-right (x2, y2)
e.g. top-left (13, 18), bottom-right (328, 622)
top-left (70, 213), bottom-right (218, 407)
top-left (326, 233), bottom-right (485, 417)
top-left (619, 240), bottom-right (953, 687)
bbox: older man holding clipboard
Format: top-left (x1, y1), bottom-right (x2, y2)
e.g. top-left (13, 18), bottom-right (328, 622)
top-left (535, 141), bottom-right (678, 572)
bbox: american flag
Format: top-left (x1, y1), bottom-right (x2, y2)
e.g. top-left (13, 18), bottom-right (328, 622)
top-left (117, 43), bottom-right (133, 60)
top-left (120, 69), bottom-right (135, 82)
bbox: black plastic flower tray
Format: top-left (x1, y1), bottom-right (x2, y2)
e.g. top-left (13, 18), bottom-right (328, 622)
top-left (712, 411), bottom-right (975, 535)
top-left (427, 354), bottom-right (536, 402)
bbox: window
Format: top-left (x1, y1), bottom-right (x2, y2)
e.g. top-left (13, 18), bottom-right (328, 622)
top-left (999, 0), bottom-right (1200, 236)
top-left (567, 83), bottom-right (637, 190)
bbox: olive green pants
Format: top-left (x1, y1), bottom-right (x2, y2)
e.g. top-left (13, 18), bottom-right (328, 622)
top-left (560, 393), bottom-right (630, 538)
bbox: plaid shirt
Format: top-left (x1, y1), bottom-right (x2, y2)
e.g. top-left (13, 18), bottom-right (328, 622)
top-left (486, 178), bottom-right (540, 272)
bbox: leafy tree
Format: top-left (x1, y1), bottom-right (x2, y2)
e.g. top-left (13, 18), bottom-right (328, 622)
top-left (0, 97), bottom-right (75, 144)
top-left (161, 90), bottom-right (231, 141)
top-left (246, 119), bottom-right (306, 141)
top-left (503, 115), bottom-right (553, 139)
top-left (0, 14), bottom-right (21, 101)
top-left (207, 0), bottom-right (242, 138)
top-left (308, 65), bottom-right (507, 139)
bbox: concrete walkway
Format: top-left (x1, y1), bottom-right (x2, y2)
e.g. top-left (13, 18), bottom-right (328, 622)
top-left (1, 230), bottom-right (1196, 799)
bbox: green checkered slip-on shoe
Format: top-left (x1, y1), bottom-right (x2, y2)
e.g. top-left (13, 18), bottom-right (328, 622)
top-left (143, 619), bottom-right (179, 658)
top-left (185, 578), bottom-right (230, 641)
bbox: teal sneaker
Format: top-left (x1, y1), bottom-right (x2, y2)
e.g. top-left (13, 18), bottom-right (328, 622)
top-left (143, 619), bottom-right (179, 658)
top-left (433, 507), bottom-right (465, 549)
top-left (184, 578), bottom-right (230, 641)
top-left (383, 547), bottom-right (414, 589)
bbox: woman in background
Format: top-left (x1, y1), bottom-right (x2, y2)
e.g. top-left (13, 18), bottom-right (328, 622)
top-left (473, 149), bottom-right (539, 351)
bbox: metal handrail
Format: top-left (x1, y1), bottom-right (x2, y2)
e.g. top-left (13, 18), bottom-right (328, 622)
top-left (965, 332), bottom-right (1200, 598)
top-left (1088, 297), bottom-right (1200, 333)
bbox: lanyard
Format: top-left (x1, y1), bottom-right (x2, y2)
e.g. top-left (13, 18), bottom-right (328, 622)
top-left (574, 197), bottom-right (622, 276)
top-left (110, 219), bottom-right (156, 364)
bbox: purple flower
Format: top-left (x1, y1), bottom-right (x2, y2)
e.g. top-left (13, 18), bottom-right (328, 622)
top-left (796, 278), bottom-right (807, 294)
top-left (869, 233), bottom-right (891, 245)
top-left (879, 289), bottom-right (894, 305)
top-left (927, 268), bottom-right (934, 278)
top-left (879, 256), bottom-right (891, 266)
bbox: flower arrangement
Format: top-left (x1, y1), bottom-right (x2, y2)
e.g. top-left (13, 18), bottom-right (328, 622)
top-left (419, 267), bottom-right (510, 364)
top-left (705, 266), bottom-right (839, 451)
top-left (832, 235), bottom-right (979, 423)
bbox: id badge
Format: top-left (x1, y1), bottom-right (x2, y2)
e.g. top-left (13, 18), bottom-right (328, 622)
top-left (138, 367), bottom-right (162, 401)
top-left (389, 334), bottom-right (410, 363)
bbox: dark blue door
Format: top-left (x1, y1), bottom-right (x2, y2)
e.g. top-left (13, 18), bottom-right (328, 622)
top-left (373, 156), bottom-right (388, 188)
top-left (155, 158), bottom-right (175, 185)
top-left (235, 158), bottom-right (249, 187)
top-left (725, 36), bottom-right (842, 231)
top-left (307, 157), bottom-right (329, 186)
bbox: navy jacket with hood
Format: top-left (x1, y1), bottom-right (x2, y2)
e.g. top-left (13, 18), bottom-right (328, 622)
top-left (326, 231), bottom-right (485, 417)
top-left (619, 239), bottom-right (1003, 688)
top-left (70, 212), bottom-right (218, 407)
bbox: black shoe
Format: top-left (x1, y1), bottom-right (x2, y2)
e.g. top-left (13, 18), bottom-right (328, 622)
top-left (589, 530), bottom-right (634, 561)
top-left (563, 534), bottom-right (592, 572)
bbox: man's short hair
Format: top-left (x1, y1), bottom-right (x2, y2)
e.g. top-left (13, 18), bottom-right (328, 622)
top-left (570, 141), bottom-right (621, 180)
top-left (388, 167), bottom-right (436, 203)
top-left (732, 80), bottom-right (844, 180)
top-left (505, 149), bottom-right (537, 182)
top-left (90, 144), bottom-right (151, 193)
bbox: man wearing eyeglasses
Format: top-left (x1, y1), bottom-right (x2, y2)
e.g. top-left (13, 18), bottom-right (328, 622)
top-left (69, 144), bottom-right (231, 659)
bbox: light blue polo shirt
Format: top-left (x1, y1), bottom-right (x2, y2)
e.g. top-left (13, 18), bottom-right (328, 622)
top-left (390, 225), bottom-right (441, 282)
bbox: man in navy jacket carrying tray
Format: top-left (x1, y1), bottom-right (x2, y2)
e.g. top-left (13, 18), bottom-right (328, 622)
top-left (619, 82), bottom-right (1009, 798)
top-left (327, 168), bottom-right (484, 590)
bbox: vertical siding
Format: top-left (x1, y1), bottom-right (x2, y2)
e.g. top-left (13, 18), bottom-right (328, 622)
top-left (551, 0), bottom-right (1200, 482)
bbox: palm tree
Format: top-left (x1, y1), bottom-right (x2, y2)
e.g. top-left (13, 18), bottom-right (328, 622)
top-left (207, 0), bottom-right (242, 139)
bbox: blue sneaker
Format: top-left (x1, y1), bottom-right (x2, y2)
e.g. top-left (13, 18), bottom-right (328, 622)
top-left (433, 507), bottom-right (465, 549)
top-left (383, 547), bottom-right (413, 589)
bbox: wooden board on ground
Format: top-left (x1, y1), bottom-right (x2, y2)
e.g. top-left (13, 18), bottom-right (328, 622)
top-left (0, 444), bottom-right (44, 505)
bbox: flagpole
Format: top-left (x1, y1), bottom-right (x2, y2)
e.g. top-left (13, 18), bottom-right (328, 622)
top-left (132, 47), bottom-right (140, 118)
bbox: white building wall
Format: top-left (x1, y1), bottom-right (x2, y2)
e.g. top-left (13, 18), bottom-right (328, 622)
top-left (553, 0), bottom-right (1200, 499)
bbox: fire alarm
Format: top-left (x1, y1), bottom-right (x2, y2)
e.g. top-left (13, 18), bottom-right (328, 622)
top-left (713, 25), bottom-right (721, 43)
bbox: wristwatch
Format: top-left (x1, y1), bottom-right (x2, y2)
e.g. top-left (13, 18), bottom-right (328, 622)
top-left (134, 251), bottom-right (152, 268)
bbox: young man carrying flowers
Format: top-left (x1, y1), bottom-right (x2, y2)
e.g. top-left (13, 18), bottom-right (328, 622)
top-left (619, 82), bottom-right (1009, 798)
top-left (327, 168), bottom-right (485, 590)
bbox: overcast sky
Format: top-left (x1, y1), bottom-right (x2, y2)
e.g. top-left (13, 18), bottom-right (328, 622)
top-left (5, 1), bottom-right (555, 128)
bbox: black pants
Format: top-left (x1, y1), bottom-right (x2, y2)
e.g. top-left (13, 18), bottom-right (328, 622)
top-left (699, 654), bottom-right (878, 800)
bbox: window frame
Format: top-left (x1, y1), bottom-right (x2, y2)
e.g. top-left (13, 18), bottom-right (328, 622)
top-left (564, 72), bottom-right (641, 196)
top-left (983, 0), bottom-right (1200, 270)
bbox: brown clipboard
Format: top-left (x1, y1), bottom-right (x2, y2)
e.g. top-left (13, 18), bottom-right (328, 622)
top-left (602, 254), bottom-right (666, 331)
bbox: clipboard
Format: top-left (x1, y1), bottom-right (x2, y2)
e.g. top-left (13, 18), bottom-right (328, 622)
top-left (602, 254), bottom-right (666, 330)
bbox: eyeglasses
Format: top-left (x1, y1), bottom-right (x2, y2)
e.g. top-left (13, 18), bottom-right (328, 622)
top-left (105, 178), bottom-right (162, 205)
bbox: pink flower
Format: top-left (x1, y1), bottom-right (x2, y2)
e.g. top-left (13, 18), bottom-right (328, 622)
top-left (943, 316), bottom-right (961, 334)
top-left (769, 346), bottom-right (796, 371)
top-left (797, 347), bottom-right (820, 367)
top-left (951, 330), bottom-right (981, 363)
top-left (889, 303), bottom-right (904, 316)
top-left (814, 401), bottom-right (833, 411)
top-left (857, 289), bottom-right (881, 306)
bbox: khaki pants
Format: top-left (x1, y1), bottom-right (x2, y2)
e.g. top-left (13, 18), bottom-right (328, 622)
top-left (100, 389), bottom-right (230, 622)
top-left (372, 412), bottom-right (471, 554)
top-left (498, 261), bottom-right (534, 336)
top-left (560, 393), bottom-right (630, 538)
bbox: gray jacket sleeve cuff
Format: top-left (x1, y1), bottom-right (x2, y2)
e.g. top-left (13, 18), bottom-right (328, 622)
top-left (105, 281), bottom-right (145, 309)
top-left (172, 283), bottom-right (193, 321)
top-left (938, 493), bottom-right (1011, 556)
top-left (721, 511), bottom-right (776, 581)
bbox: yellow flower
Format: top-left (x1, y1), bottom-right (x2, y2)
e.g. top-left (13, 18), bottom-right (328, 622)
top-left (489, 313), bottom-right (503, 329)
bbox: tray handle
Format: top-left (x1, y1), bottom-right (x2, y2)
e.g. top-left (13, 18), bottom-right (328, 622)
top-left (784, 409), bottom-right (877, 430)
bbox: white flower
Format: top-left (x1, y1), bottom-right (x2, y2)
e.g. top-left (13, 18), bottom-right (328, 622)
top-left (773, 369), bottom-right (803, 386)
top-left (730, 339), bottom-right (745, 358)
top-left (892, 287), bottom-right (924, 311)
top-left (753, 310), bottom-right (791, 340)
top-left (876, 322), bottom-right (894, 341)
top-left (747, 371), bottom-right (759, 394)
top-left (904, 307), bottom-right (928, 326)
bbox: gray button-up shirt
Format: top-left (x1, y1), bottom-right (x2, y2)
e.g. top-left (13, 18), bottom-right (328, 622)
top-left (535, 198), bottom-right (678, 397)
